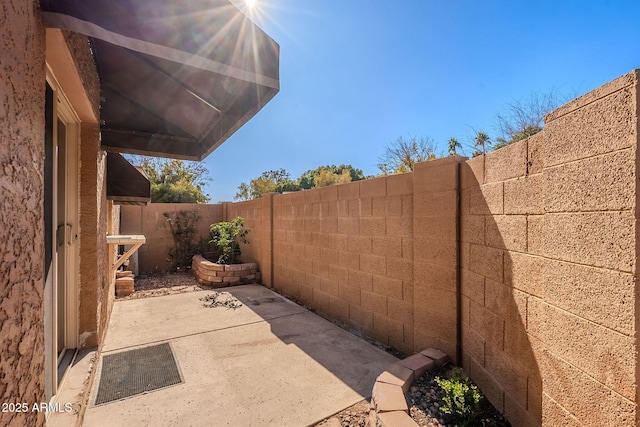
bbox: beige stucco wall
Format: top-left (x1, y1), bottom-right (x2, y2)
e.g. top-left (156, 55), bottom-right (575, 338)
top-left (49, 17), bottom-right (107, 350)
top-left (78, 123), bottom-right (106, 349)
top-left (0, 1), bottom-right (47, 426)
top-left (1, 1), bottom-right (113, 425)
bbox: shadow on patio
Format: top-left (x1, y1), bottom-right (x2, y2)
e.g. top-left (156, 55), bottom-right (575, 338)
top-left (75, 285), bottom-right (397, 426)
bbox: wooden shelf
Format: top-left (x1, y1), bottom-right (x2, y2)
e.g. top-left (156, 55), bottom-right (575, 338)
top-left (107, 235), bottom-right (146, 273)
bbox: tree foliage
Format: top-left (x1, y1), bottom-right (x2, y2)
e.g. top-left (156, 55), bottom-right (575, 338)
top-left (494, 90), bottom-right (563, 147)
top-left (298, 164), bottom-right (365, 189)
top-left (235, 164), bottom-right (365, 201)
top-left (472, 131), bottom-right (491, 157)
top-left (377, 135), bottom-right (437, 175)
top-left (136, 157), bottom-right (210, 203)
top-left (314, 169), bottom-right (352, 187)
top-left (234, 169), bottom-right (298, 201)
top-left (447, 137), bottom-right (461, 156)
top-left (208, 216), bottom-right (249, 264)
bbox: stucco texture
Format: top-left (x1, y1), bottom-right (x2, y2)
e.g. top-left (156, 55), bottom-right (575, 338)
top-left (0, 1), bottom-right (46, 426)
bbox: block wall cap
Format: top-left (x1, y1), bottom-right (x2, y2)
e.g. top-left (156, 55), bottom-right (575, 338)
top-left (376, 363), bottom-right (415, 392)
top-left (420, 348), bottom-right (450, 366)
top-left (369, 349), bottom-right (450, 426)
top-left (397, 353), bottom-right (435, 378)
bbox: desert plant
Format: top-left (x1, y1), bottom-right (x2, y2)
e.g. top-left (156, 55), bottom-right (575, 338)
top-left (164, 210), bottom-right (208, 271)
top-left (435, 367), bottom-right (482, 426)
top-left (208, 216), bottom-right (249, 264)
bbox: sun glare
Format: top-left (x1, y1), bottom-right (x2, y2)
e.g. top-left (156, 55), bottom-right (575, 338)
top-left (246, 0), bottom-right (256, 8)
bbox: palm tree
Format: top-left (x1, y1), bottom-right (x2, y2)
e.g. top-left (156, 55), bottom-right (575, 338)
top-left (447, 137), bottom-right (461, 156)
top-left (473, 131), bottom-right (491, 157)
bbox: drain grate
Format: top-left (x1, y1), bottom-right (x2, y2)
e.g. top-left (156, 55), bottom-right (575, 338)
top-left (95, 343), bottom-right (182, 405)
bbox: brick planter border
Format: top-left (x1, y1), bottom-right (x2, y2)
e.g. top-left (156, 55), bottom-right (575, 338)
top-left (115, 271), bottom-right (135, 297)
top-left (191, 255), bottom-right (259, 287)
top-left (368, 348), bottom-right (450, 427)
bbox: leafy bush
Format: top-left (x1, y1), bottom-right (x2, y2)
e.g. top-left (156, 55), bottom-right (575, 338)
top-left (208, 217), bottom-right (249, 264)
top-left (435, 367), bottom-right (482, 426)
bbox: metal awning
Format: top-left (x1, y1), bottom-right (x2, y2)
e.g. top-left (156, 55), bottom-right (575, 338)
top-left (106, 153), bottom-right (151, 205)
top-left (40, 0), bottom-right (279, 161)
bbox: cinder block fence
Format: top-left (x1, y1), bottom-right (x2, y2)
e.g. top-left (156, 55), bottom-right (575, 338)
top-left (121, 70), bottom-right (640, 426)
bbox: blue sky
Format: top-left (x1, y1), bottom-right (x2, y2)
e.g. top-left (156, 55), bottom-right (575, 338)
top-left (206, 0), bottom-right (640, 202)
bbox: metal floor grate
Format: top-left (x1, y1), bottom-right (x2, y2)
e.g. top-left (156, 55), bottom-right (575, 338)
top-left (95, 343), bottom-right (183, 405)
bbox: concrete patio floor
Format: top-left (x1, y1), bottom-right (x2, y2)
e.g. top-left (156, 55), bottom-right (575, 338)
top-left (77, 285), bottom-right (397, 426)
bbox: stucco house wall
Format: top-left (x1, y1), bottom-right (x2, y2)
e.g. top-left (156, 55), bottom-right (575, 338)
top-left (0, 2), bottom-right (47, 426)
top-left (2, 0), bottom-right (280, 425)
top-left (1, 1), bottom-right (119, 425)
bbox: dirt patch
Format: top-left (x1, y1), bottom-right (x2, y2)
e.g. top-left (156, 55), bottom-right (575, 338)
top-left (199, 291), bottom-right (244, 309)
top-left (117, 271), bottom-right (206, 300)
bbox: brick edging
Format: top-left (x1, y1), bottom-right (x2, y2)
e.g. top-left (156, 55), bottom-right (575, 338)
top-left (191, 255), bottom-right (259, 287)
top-left (367, 348), bottom-right (450, 427)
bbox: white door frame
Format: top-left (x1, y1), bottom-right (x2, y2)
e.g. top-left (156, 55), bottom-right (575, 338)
top-left (45, 64), bottom-right (80, 400)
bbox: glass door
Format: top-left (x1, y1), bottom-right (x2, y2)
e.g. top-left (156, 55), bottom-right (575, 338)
top-left (44, 69), bottom-right (80, 401)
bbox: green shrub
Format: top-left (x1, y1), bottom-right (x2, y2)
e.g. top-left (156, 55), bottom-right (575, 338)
top-left (208, 217), bottom-right (249, 264)
top-left (435, 367), bottom-right (482, 426)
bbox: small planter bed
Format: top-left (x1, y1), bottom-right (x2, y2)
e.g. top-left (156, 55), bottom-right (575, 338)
top-left (192, 255), bottom-right (258, 288)
top-left (369, 349), bottom-right (511, 427)
top-left (192, 216), bottom-right (258, 288)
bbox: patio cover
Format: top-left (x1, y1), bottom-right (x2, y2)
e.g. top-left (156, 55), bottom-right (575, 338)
top-left (106, 153), bottom-right (151, 205)
top-left (40, 0), bottom-right (280, 161)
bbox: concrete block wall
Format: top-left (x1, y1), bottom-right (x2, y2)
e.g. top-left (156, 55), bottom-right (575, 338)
top-left (271, 174), bottom-right (416, 354)
top-left (459, 71), bottom-right (640, 426)
top-left (117, 70), bottom-right (640, 426)
top-left (537, 72), bottom-right (638, 426)
top-left (224, 197), bottom-right (269, 283)
top-left (412, 157), bottom-right (462, 362)
top-left (460, 138), bottom-right (543, 426)
top-left (120, 203), bottom-right (224, 273)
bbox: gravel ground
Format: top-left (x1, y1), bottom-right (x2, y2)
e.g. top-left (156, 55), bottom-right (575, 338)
top-left (316, 365), bottom-right (511, 427)
top-left (116, 270), bottom-right (207, 300)
top-left (405, 365), bottom-right (511, 427)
